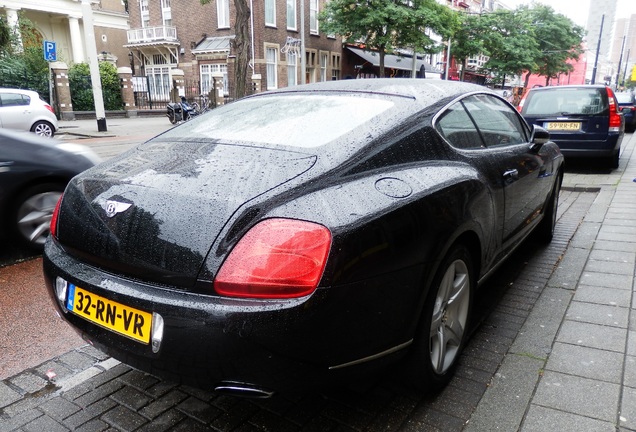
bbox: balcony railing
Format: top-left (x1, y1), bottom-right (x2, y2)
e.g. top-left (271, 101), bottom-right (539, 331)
top-left (127, 26), bottom-right (178, 44)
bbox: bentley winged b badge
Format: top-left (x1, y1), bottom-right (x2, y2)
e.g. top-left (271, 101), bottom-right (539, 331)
top-left (101, 200), bottom-right (132, 218)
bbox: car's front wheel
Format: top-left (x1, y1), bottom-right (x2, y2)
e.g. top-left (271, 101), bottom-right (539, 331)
top-left (12, 183), bottom-right (64, 250)
top-left (407, 244), bottom-right (473, 391)
top-left (31, 120), bottom-right (55, 137)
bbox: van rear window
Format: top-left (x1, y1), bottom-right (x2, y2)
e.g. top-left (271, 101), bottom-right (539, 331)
top-left (523, 88), bottom-right (607, 116)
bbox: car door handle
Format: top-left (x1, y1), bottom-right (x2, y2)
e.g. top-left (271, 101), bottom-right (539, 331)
top-left (503, 169), bottom-right (519, 180)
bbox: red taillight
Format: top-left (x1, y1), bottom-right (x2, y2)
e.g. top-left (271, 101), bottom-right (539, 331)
top-left (214, 218), bottom-right (332, 299)
top-left (606, 87), bottom-right (622, 131)
top-left (50, 195), bottom-right (63, 239)
top-left (44, 103), bottom-right (55, 114)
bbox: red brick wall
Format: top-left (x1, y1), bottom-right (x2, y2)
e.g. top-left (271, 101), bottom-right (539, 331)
top-left (127, 1), bottom-right (342, 91)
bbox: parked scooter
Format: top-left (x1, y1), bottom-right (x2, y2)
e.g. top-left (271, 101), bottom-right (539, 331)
top-left (167, 96), bottom-right (200, 124)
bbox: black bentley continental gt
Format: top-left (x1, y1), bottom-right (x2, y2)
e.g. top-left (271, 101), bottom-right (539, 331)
top-left (44, 79), bottom-right (563, 398)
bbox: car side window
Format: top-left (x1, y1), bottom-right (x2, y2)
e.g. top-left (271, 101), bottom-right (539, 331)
top-left (0, 93), bottom-right (30, 107)
top-left (436, 101), bottom-right (485, 150)
top-left (462, 94), bottom-right (527, 147)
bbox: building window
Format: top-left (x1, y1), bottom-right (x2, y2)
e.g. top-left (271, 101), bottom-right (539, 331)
top-left (310, 0), bottom-right (318, 34)
top-left (217, 0), bottom-right (230, 28)
top-left (288, 53), bottom-right (297, 86)
top-left (266, 47), bottom-right (278, 89)
top-left (201, 63), bottom-right (228, 96)
top-left (331, 53), bottom-right (340, 80)
top-left (147, 66), bottom-right (171, 100)
top-left (140, 0), bottom-right (150, 27)
top-left (287, 0), bottom-right (297, 30)
top-left (265, 0), bottom-right (276, 27)
top-left (161, 0), bottom-right (172, 26)
top-left (320, 52), bottom-right (328, 82)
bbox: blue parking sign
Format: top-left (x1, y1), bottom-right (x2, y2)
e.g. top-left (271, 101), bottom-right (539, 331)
top-left (44, 40), bottom-right (56, 62)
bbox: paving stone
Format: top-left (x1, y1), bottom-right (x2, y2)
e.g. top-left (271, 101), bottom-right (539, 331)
top-left (522, 404), bottom-right (615, 432)
top-left (620, 386), bottom-right (636, 430)
top-left (139, 389), bottom-right (188, 419)
top-left (545, 342), bottom-right (624, 383)
top-left (58, 351), bottom-right (97, 372)
top-left (176, 396), bottom-right (222, 424)
top-left (62, 397), bottom-right (118, 430)
top-left (0, 406), bottom-right (43, 431)
top-left (0, 380), bottom-right (22, 407)
top-left (102, 405), bottom-right (148, 431)
top-left (38, 396), bottom-right (82, 421)
top-left (578, 271), bottom-right (633, 290)
top-left (573, 284), bottom-right (632, 307)
top-left (23, 414), bottom-right (69, 432)
top-left (110, 385), bottom-right (151, 411)
top-left (565, 300), bottom-right (629, 328)
top-left (556, 320), bottom-right (627, 352)
top-left (532, 371), bottom-right (620, 422)
top-left (9, 372), bottom-right (48, 394)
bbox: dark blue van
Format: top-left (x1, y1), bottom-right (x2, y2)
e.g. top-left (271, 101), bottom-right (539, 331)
top-left (518, 85), bottom-right (624, 168)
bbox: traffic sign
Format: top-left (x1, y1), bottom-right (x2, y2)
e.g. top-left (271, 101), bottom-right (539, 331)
top-left (44, 40), bottom-right (56, 62)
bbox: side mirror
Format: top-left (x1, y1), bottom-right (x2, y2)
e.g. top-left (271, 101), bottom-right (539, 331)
top-left (529, 125), bottom-right (550, 153)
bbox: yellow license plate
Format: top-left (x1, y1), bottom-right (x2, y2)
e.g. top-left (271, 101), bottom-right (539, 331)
top-left (66, 285), bottom-right (152, 344)
top-left (546, 122), bottom-right (581, 131)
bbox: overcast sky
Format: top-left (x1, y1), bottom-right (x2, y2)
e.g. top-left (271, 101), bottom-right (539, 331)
top-left (501, 0), bottom-right (636, 27)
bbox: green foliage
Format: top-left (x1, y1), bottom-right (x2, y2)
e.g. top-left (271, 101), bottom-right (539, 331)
top-left (69, 62), bottom-right (123, 111)
top-left (320, 0), bottom-right (459, 77)
top-left (0, 45), bottom-right (49, 100)
top-left (451, 5), bottom-right (584, 85)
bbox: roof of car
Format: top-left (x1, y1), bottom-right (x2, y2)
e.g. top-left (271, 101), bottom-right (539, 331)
top-left (257, 78), bottom-right (490, 108)
top-left (528, 84), bottom-right (608, 92)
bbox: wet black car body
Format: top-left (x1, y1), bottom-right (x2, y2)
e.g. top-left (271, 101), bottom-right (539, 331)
top-left (44, 79), bottom-right (563, 397)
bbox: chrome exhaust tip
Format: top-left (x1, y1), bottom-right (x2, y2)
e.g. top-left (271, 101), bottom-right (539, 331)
top-left (214, 381), bottom-right (275, 399)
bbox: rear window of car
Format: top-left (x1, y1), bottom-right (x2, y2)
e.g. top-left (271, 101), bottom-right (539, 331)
top-left (0, 93), bottom-right (30, 107)
top-left (159, 94), bottom-right (395, 148)
top-left (522, 88), bottom-right (607, 116)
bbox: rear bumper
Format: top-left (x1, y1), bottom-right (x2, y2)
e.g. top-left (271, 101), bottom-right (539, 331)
top-left (42, 238), bottom-right (417, 393)
top-left (553, 133), bottom-right (622, 159)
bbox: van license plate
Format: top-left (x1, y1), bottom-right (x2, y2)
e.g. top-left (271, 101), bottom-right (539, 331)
top-left (546, 122), bottom-right (581, 131)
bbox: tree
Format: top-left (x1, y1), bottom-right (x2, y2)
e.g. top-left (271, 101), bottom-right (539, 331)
top-left (200, 0), bottom-right (250, 99)
top-left (478, 9), bottom-right (539, 85)
top-left (521, 5), bottom-right (584, 87)
top-left (320, 0), bottom-right (458, 78)
top-left (451, 13), bottom-right (486, 81)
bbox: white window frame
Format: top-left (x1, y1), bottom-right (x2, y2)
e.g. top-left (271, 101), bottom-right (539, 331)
top-left (265, 0), bottom-right (276, 27)
top-left (161, 0), bottom-right (172, 26)
top-left (147, 66), bottom-right (171, 100)
top-left (140, 0), bottom-right (150, 28)
top-left (310, 0), bottom-right (319, 34)
top-left (266, 47), bottom-right (278, 89)
top-left (287, 0), bottom-right (297, 30)
top-left (201, 63), bottom-right (229, 97)
top-left (288, 53), bottom-right (298, 86)
top-left (320, 52), bottom-right (328, 82)
top-left (217, 0), bottom-right (230, 28)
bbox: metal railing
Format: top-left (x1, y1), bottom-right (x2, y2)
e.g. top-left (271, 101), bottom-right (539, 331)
top-left (127, 26), bottom-right (177, 44)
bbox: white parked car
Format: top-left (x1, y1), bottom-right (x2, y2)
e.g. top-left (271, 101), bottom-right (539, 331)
top-left (0, 88), bottom-right (59, 137)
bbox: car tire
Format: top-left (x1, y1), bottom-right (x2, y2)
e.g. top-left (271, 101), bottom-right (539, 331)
top-left (12, 183), bottom-right (64, 250)
top-left (31, 120), bottom-right (55, 137)
top-left (609, 150), bottom-right (620, 169)
top-left (536, 174), bottom-right (561, 242)
top-left (406, 244), bottom-right (473, 392)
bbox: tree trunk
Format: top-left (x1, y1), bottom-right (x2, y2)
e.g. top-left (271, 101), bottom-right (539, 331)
top-left (233, 0), bottom-right (251, 99)
top-left (524, 71), bottom-right (531, 88)
top-left (379, 49), bottom-right (385, 78)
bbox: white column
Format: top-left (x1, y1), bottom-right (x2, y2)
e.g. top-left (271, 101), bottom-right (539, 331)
top-left (80, 0), bottom-right (107, 131)
top-left (68, 16), bottom-right (84, 63)
top-left (6, 8), bottom-right (22, 52)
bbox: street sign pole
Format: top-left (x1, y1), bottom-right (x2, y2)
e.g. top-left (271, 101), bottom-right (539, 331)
top-left (80, 0), bottom-right (108, 132)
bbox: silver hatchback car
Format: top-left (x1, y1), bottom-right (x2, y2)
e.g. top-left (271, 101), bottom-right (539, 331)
top-left (0, 88), bottom-right (59, 137)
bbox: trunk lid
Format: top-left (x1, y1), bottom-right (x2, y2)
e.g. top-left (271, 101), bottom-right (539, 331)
top-left (56, 142), bottom-right (316, 288)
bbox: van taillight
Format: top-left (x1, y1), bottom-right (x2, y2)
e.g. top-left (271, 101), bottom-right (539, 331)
top-left (606, 87), bottom-right (622, 132)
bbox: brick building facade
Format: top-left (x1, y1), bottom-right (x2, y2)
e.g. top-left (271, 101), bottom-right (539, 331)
top-left (125, 0), bottom-right (342, 102)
